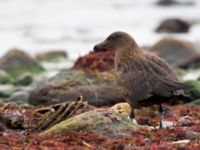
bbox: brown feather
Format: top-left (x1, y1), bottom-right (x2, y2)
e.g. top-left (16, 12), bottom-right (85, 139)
top-left (94, 31), bottom-right (188, 108)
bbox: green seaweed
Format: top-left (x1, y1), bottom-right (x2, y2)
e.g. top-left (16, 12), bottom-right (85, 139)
top-left (189, 99), bottom-right (200, 105)
top-left (42, 110), bottom-right (138, 138)
top-left (7, 64), bottom-right (44, 78)
top-left (184, 80), bottom-right (200, 100)
top-left (0, 75), bottom-right (13, 84)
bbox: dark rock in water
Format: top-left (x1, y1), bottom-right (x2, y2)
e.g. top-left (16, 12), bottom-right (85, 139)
top-left (155, 18), bottom-right (190, 33)
top-left (43, 110), bottom-right (139, 138)
top-left (0, 49), bottom-right (44, 77)
top-left (156, 0), bottom-right (194, 6)
top-left (29, 69), bottom-right (123, 106)
top-left (36, 50), bottom-right (68, 62)
top-left (73, 50), bottom-right (115, 73)
top-left (151, 38), bottom-right (200, 68)
top-left (14, 73), bottom-right (33, 86)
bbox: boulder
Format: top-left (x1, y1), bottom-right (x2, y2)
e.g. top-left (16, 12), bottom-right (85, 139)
top-left (36, 50), bottom-right (68, 62)
top-left (184, 80), bottom-right (200, 100)
top-left (28, 69), bottom-right (124, 106)
top-left (0, 70), bottom-right (13, 84)
top-left (150, 38), bottom-right (200, 68)
top-left (14, 73), bottom-right (33, 86)
top-left (0, 85), bottom-right (16, 98)
top-left (9, 91), bottom-right (30, 103)
top-left (155, 18), bottom-right (190, 33)
top-left (43, 110), bottom-right (139, 138)
top-left (189, 99), bottom-right (200, 105)
top-left (0, 49), bottom-right (44, 77)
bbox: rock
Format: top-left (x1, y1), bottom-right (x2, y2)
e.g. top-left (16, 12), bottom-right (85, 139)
top-left (73, 50), bottom-right (115, 73)
top-left (0, 103), bottom-right (26, 129)
top-left (43, 110), bottom-right (139, 138)
top-left (184, 131), bottom-right (199, 140)
top-left (36, 50), bottom-right (68, 62)
top-left (9, 91), bottom-right (30, 103)
top-left (110, 103), bottom-right (132, 118)
top-left (29, 69), bottom-right (123, 106)
top-left (14, 73), bottom-right (33, 86)
top-left (176, 115), bottom-right (193, 127)
top-left (189, 99), bottom-right (200, 105)
top-left (150, 38), bottom-right (200, 68)
top-left (0, 49), bottom-right (45, 77)
top-left (0, 85), bottom-right (16, 98)
top-left (0, 91), bottom-right (10, 98)
top-left (31, 76), bottom-right (48, 88)
top-left (156, 0), bottom-right (194, 6)
top-left (0, 70), bottom-right (13, 84)
top-left (155, 18), bottom-right (190, 33)
top-left (184, 80), bottom-right (200, 100)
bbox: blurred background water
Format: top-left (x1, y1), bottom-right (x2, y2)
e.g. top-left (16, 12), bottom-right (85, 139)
top-left (0, 0), bottom-right (200, 60)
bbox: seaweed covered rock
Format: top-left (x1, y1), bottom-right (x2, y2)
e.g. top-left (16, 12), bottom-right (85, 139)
top-left (14, 73), bottom-right (33, 86)
top-left (190, 99), bottom-right (200, 105)
top-left (0, 49), bottom-right (44, 77)
top-left (151, 38), bottom-right (200, 68)
top-left (0, 91), bottom-right (11, 98)
top-left (0, 70), bottom-right (13, 84)
top-left (73, 50), bottom-right (115, 73)
top-left (29, 69), bottom-right (123, 106)
top-left (9, 91), bottom-right (30, 103)
top-left (0, 85), bottom-right (16, 98)
top-left (43, 110), bottom-right (139, 138)
top-left (36, 50), bottom-right (68, 62)
top-left (155, 18), bottom-right (190, 33)
top-left (184, 80), bottom-right (200, 100)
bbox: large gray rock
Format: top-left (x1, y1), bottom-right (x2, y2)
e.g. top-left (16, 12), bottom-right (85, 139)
top-left (29, 69), bottom-right (124, 106)
top-left (9, 91), bottom-right (30, 103)
top-left (151, 38), bottom-right (200, 68)
top-left (155, 18), bottom-right (190, 33)
top-left (0, 49), bottom-right (44, 77)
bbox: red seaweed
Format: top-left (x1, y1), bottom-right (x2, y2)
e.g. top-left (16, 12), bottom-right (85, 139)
top-left (0, 104), bottom-right (199, 149)
top-left (73, 50), bottom-right (115, 74)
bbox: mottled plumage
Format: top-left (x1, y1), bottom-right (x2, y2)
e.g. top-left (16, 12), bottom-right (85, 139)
top-left (94, 31), bottom-right (188, 128)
